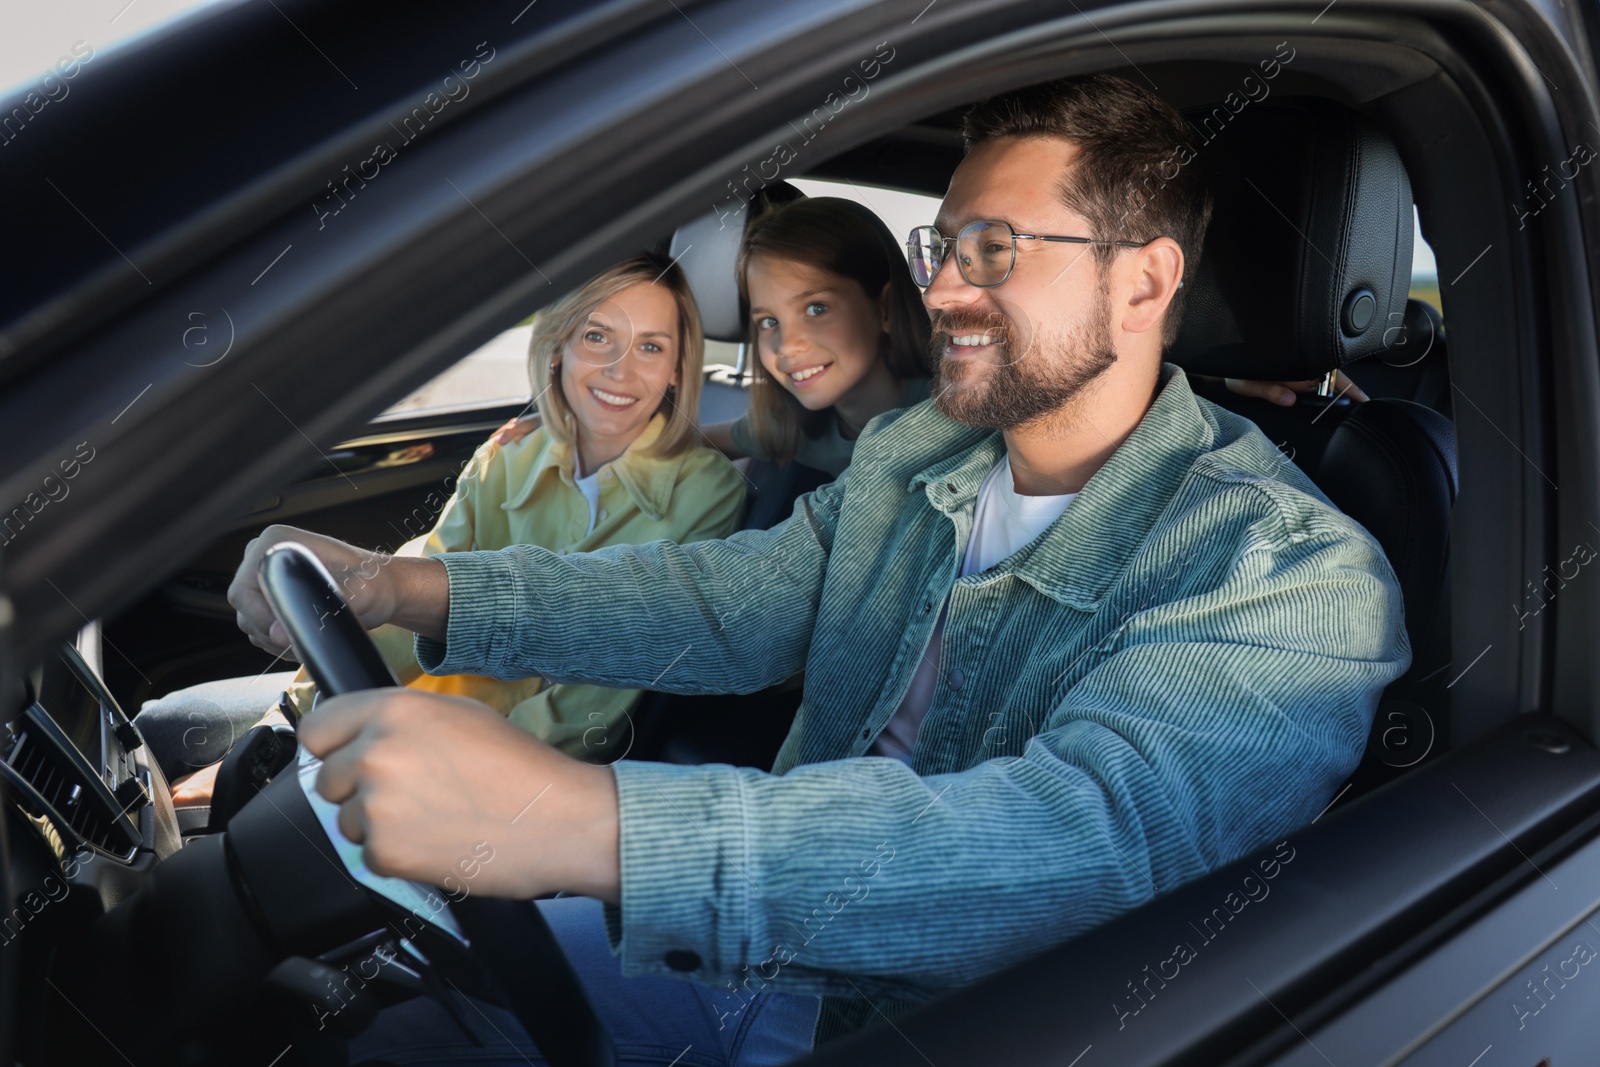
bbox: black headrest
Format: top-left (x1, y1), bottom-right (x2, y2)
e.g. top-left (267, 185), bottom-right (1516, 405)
top-left (667, 182), bottom-right (805, 343)
top-left (1169, 99), bottom-right (1413, 380)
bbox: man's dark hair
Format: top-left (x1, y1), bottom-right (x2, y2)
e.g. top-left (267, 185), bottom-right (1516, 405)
top-left (962, 74), bottom-right (1213, 347)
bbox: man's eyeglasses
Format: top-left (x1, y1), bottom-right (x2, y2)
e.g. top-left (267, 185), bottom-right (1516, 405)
top-left (906, 219), bottom-right (1150, 288)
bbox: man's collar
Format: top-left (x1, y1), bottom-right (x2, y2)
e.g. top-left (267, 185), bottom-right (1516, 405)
top-left (909, 432), bottom-right (1007, 502)
top-left (910, 363), bottom-right (1215, 608)
top-left (502, 413), bottom-right (685, 520)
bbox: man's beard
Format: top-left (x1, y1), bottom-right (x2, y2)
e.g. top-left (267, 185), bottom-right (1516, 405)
top-left (931, 294), bottom-right (1117, 430)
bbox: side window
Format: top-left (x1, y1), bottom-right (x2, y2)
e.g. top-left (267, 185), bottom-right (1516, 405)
top-left (1410, 206), bottom-right (1440, 314)
top-left (705, 337), bottom-right (743, 370)
top-left (382, 315), bottom-right (535, 416)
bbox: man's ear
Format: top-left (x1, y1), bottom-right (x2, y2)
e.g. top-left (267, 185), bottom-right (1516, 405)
top-left (1122, 237), bottom-right (1184, 336)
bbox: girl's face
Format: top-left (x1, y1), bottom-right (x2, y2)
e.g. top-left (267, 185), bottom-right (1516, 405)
top-left (746, 255), bottom-right (890, 412)
top-left (558, 282), bottom-right (681, 456)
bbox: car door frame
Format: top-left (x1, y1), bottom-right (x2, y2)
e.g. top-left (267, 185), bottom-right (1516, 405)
top-left (2, 0), bottom-right (1599, 1062)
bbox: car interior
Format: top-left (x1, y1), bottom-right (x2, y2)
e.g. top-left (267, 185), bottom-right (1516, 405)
top-left (3, 1), bottom-right (1598, 1063)
top-left (96, 95), bottom-right (1458, 795)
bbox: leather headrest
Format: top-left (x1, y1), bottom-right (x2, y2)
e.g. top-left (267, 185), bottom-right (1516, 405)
top-left (1169, 99), bottom-right (1413, 380)
top-left (668, 182), bottom-right (805, 343)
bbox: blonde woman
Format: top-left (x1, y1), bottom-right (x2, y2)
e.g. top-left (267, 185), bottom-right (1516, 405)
top-left (144, 253), bottom-right (745, 794)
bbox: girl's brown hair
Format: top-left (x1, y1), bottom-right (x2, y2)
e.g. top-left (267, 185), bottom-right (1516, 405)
top-left (528, 252), bottom-right (705, 459)
top-left (735, 197), bottom-right (932, 465)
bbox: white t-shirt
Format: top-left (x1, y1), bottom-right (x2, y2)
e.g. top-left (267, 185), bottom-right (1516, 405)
top-left (869, 455), bottom-right (1079, 764)
top-left (574, 462), bottom-right (604, 536)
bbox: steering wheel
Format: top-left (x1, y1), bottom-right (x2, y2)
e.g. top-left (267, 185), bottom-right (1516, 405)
top-left (245, 541), bottom-right (617, 1067)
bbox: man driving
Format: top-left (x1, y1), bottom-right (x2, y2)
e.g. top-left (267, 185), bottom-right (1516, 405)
top-left (229, 74), bottom-right (1410, 1064)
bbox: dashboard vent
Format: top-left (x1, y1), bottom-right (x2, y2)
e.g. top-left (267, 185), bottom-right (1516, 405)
top-left (5, 725), bottom-right (137, 857)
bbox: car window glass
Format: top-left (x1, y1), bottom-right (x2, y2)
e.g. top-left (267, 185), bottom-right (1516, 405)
top-left (1, 0), bottom-right (227, 97)
top-left (1411, 205), bottom-right (1439, 313)
top-left (382, 317), bottom-right (535, 417)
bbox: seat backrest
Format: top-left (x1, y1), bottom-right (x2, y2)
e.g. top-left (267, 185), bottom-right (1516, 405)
top-left (1319, 397), bottom-right (1458, 654)
top-left (668, 200), bottom-right (750, 344)
top-left (1169, 100), bottom-right (1456, 789)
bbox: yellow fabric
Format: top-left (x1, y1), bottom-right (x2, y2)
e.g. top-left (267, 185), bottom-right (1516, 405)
top-left (283, 414), bottom-right (746, 760)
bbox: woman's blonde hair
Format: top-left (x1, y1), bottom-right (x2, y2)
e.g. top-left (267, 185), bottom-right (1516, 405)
top-left (528, 252), bottom-right (706, 458)
top-left (736, 197), bottom-right (932, 466)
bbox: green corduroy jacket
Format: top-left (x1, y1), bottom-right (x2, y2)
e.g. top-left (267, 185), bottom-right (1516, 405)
top-left (416, 362), bottom-right (1411, 1048)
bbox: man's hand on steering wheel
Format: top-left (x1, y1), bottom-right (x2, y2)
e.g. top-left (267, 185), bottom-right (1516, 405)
top-left (300, 688), bottom-right (622, 903)
top-left (227, 525), bottom-right (447, 655)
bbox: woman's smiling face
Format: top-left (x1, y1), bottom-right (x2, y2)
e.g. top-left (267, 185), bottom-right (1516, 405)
top-left (746, 255), bottom-right (889, 412)
top-left (558, 282), bottom-right (680, 465)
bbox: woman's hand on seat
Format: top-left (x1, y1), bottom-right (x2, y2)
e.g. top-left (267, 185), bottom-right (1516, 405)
top-left (490, 413), bottom-right (541, 446)
top-left (1224, 373), bottom-right (1368, 407)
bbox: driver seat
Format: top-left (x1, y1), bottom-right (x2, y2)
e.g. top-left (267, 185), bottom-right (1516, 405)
top-left (1170, 98), bottom-right (1456, 801)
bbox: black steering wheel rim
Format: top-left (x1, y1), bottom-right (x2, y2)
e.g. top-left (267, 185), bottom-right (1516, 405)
top-left (248, 540), bottom-right (616, 1067)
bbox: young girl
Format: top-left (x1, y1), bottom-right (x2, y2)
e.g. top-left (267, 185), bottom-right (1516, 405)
top-left (493, 197), bottom-right (934, 477)
top-left (706, 196), bottom-right (933, 475)
top-left (145, 253), bottom-right (746, 793)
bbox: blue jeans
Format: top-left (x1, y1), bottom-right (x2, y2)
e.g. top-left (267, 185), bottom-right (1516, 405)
top-left (135, 670), bottom-right (299, 781)
top-left (348, 896), bottom-right (820, 1066)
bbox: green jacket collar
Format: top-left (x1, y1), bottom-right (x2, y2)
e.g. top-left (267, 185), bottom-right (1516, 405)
top-left (502, 413), bottom-right (687, 521)
top-left (908, 363), bottom-right (1214, 609)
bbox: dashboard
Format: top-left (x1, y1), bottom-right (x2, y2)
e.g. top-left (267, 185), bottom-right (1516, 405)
top-left (2, 645), bottom-right (178, 924)
top-left (8, 643), bottom-right (482, 1064)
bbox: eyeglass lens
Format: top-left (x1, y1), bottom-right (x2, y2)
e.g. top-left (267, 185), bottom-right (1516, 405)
top-left (906, 221), bottom-right (1015, 287)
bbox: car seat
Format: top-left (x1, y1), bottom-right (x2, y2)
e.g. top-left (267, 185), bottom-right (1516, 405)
top-left (1171, 98), bottom-right (1457, 801)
